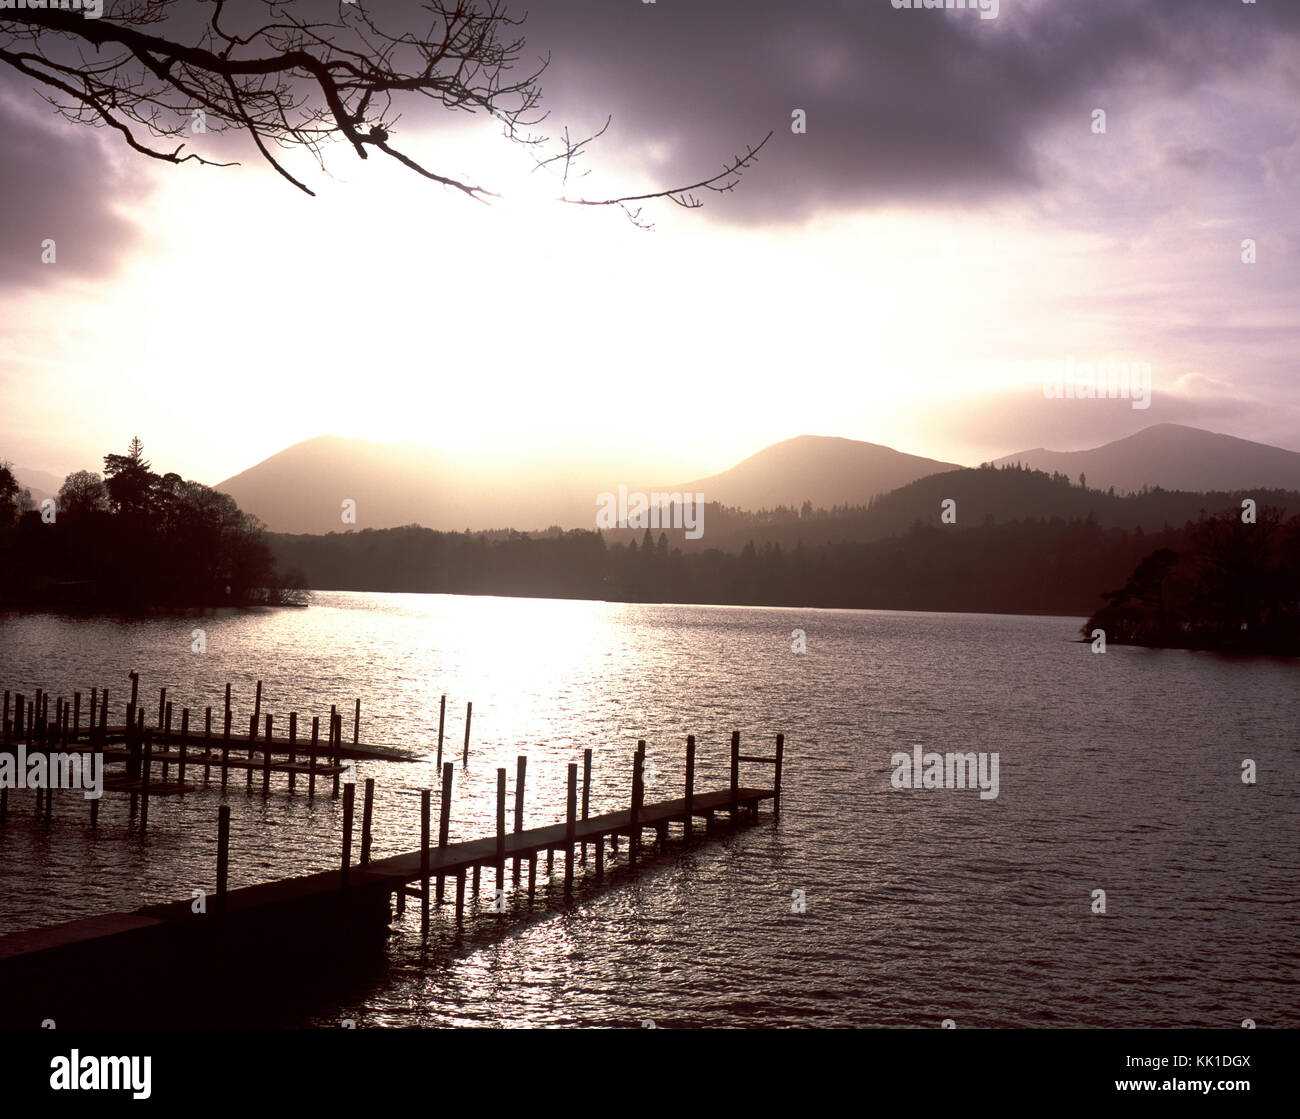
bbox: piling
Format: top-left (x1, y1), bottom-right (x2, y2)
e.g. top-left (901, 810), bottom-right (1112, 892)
top-left (340, 781), bottom-right (355, 886)
top-left (215, 804), bottom-right (231, 914)
top-left (360, 778), bottom-right (375, 866)
top-left (581, 748), bottom-right (591, 864)
top-left (437, 694), bottom-right (445, 769)
top-left (287, 712), bottom-right (297, 793)
top-left (564, 763), bottom-right (578, 893)
top-left (513, 755), bottom-right (526, 885)
top-left (462, 701), bottom-right (472, 764)
top-left (495, 767), bottom-right (506, 891)
top-left (773, 733), bottom-right (785, 820)
top-left (436, 762), bottom-right (452, 905)
top-left (420, 788), bottom-right (431, 938)
top-left (261, 714), bottom-right (273, 795)
top-left (308, 716), bottom-right (319, 798)
top-left (178, 707), bottom-right (189, 787)
top-left (730, 730), bottom-right (740, 820)
top-left (684, 734), bottom-right (696, 839)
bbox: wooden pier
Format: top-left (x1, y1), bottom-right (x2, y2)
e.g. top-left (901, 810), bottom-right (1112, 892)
top-left (0, 730), bottom-right (787, 1026)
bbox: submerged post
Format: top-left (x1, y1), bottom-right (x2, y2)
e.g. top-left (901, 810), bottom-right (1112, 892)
top-left (565, 762), bottom-right (578, 894)
top-left (216, 804), bottom-right (231, 914)
top-left (684, 734), bottom-right (696, 839)
top-left (361, 777), bottom-right (375, 865)
top-left (436, 762), bottom-right (453, 905)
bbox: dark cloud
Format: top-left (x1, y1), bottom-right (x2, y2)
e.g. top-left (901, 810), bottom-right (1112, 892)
top-left (0, 78), bottom-right (152, 289)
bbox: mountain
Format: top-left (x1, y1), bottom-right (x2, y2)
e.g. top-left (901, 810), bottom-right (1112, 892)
top-left (8, 466), bottom-right (59, 508)
top-left (992, 424), bottom-right (1300, 495)
top-left (217, 433), bottom-right (966, 534)
top-left (669, 435), bottom-right (964, 511)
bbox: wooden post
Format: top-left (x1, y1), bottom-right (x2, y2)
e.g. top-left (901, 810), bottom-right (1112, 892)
top-left (308, 716), bottom-right (319, 798)
top-left (730, 730), bottom-right (740, 820)
top-left (216, 804), bottom-right (231, 914)
top-left (340, 780), bottom-right (355, 886)
top-left (684, 734), bottom-right (696, 839)
top-left (221, 703), bottom-right (231, 789)
top-left (72, 691), bottom-right (80, 741)
top-left (157, 687), bottom-right (166, 730)
top-left (331, 706), bottom-right (340, 798)
top-left (224, 682), bottom-right (230, 729)
top-left (253, 680), bottom-right (262, 728)
top-left (594, 834), bottom-right (604, 877)
top-left (353, 698), bottom-right (360, 745)
top-left (528, 854), bottom-right (537, 901)
top-left (246, 713), bottom-right (256, 789)
top-left (178, 706), bottom-right (189, 788)
top-left (495, 767), bottom-right (506, 891)
top-left (358, 777), bottom-right (375, 866)
top-left (513, 755), bottom-right (526, 886)
top-left (455, 871), bottom-right (465, 924)
top-left (581, 748), bottom-right (591, 865)
top-left (161, 701), bottom-right (173, 783)
top-left (565, 762), bottom-right (578, 893)
top-left (629, 742), bottom-right (644, 868)
top-left (140, 729), bottom-right (153, 828)
top-left (262, 714), bottom-right (273, 794)
top-left (773, 733), bottom-right (785, 821)
top-left (129, 671), bottom-right (139, 709)
top-left (203, 707), bottom-right (212, 783)
top-left (437, 762), bottom-right (453, 904)
top-left (89, 687), bottom-right (98, 742)
top-left (437, 694), bottom-right (445, 768)
top-left (420, 788), bottom-right (431, 938)
top-left (287, 712), bottom-right (298, 793)
top-left (462, 701), bottom-right (472, 764)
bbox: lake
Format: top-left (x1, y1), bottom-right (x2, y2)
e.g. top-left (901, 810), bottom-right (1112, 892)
top-left (0, 592), bottom-right (1296, 1027)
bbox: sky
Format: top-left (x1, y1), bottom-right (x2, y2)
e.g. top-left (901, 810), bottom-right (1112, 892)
top-left (1, 0), bottom-right (1298, 490)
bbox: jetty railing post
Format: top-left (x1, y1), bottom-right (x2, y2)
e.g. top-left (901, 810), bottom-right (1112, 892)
top-left (216, 804), bottom-right (231, 915)
top-left (436, 762), bottom-right (453, 905)
top-left (331, 706), bottom-right (341, 798)
top-left (462, 701), bottom-right (472, 765)
top-left (513, 756), bottom-right (526, 885)
top-left (262, 714), bottom-right (273, 795)
top-left (773, 733), bottom-right (785, 821)
top-left (564, 762), bottom-right (578, 894)
top-left (730, 730), bottom-right (740, 820)
top-left (246, 714), bottom-right (256, 789)
top-left (581, 748), bottom-right (591, 864)
top-left (437, 694), bottom-right (446, 769)
top-left (340, 780), bottom-right (355, 886)
top-left (420, 788), bottom-right (431, 938)
top-left (361, 777), bottom-right (375, 866)
top-left (179, 706), bottom-right (189, 788)
top-left (495, 767), bottom-right (506, 892)
top-left (684, 734), bottom-right (696, 839)
top-left (287, 712), bottom-right (297, 793)
top-left (309, 716), bottom-right (320, 798)
top-left (203, 707), bottom-right (212, 784)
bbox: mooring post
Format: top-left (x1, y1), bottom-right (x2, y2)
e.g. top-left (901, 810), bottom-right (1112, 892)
top-left (221, 703), bottom-right (231, 789)
top-left (216, 804), bottom-right (231, 914)
top-left (224, 682), bottom-right (231, 730)
top-left (420, 788), bottom-right (431, 938)
top-left (308, 716), bottom-right (319, 797)
top-left (158, 687), bottom-right (166, 730)
top-left (528, 854), bottom-right (537, 901)
top-left (161, 701), bottom-right (173, 783)
top-left (253, 680), bottom-right (262, 729)
top-left (773, 733), bottom-right (785, 821)
top-left (462, 701), bottom-right (472, 765)
top-left (72, 691), bottom-right (80, 741)
top-left (437, 694), bottom-right (446, 769)
top-left (246, 714), bottom-right (256, 789)
top-left (565, 763), bottom-right (578, 893)
top-left (353, 698), bottom-right (360, 746)
top-left (287, 712), bottom-right (298, 793)
top-left (513, 756), bottom-right (526, 886)
top-left (129, 671), bottom-right (139, 709)
top-left (360, 777), bottom-right (375, 866)
top-left (684, 734), bottom-right (696, 839)
top-left (437, 762), bottom-right (453, 904)
top-left (730, 730), bottom-right (740, 820)
top-left (178, 706), bottom-right (189, 788)
top-left (594, 833), bottom-right (604, 876)
top-left (495, 767), bottom-right (507, 891)
top-left (581, 748), bottom-right (591, 864)
top-left (455, 871), bottom-right (465, 924)
top-left (262, 714), bottom-right (273, 795)
top-left (340, 780), bottom-right (355, 886)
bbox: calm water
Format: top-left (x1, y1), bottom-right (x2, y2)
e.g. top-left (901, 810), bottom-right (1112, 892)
top-left (0, 593), bottom-right (1296, 1027)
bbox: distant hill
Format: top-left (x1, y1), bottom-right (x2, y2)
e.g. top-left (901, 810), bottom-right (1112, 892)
top-left (670, 434), bottom-right (963, 511)
top-left (992, 424), bottom-right (1300, 495)
top-left (10, 466), bottom-right (58, 508)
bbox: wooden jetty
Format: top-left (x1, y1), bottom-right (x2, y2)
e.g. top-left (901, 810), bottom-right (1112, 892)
top-left (0, 731), bottom-right (786, 1026)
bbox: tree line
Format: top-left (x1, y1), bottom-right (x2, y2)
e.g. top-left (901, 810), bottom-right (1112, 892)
top-left (0, 439), bottom-right (305, 609)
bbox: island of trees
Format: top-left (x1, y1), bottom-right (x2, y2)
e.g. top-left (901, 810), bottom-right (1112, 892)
top-left (0, 439), bottom-right (306, 610)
